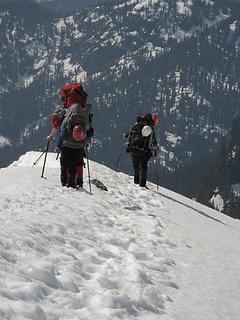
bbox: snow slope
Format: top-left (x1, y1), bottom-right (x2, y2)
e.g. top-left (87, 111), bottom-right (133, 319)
top-left (0, 151), bottom-right (240, 320)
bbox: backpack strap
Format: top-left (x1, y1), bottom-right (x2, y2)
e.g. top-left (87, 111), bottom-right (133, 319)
top-left (52, 106), bottom-right (66, 129)
top-left (147, 130), bottom-right (153, 150)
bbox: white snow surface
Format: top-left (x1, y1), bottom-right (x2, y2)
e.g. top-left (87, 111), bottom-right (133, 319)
top-left (0, 151), bottom-right (240, 320)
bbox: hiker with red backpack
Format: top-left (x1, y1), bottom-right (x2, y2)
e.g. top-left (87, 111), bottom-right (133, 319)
top-left (124, 113), bottom-right (159, 188)
top-left (47, 84), bottom-right (93, 188)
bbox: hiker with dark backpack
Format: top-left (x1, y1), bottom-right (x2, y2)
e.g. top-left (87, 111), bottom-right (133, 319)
top-left (124, 113), bottom-right (159, 188)
top-left (47, 84), bottom-right (93, 188)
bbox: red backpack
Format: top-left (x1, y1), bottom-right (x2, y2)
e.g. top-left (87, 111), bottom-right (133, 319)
top-left (60, 84), bottom-right (88, 108)
top-left (72, 124), bottom-right (86, 142)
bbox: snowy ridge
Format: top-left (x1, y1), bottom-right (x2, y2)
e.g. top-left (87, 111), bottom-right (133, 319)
top-left (0, 152), bottom-right (240, 319)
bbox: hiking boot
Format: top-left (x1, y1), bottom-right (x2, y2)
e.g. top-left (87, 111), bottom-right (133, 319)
top-left (134, 179), bottom-right (139, 184)
top-left (140, 185), bottom-right (150, 190)
top-left (61, 178), bottom-right (67, 186)
top-left (139, 182), bottom-right (146, 187)
top-left (76, 178), bottom-right (83, 188)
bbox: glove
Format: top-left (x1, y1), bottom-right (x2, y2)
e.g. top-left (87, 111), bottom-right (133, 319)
top-left (47, 135), bottom-right (54, 141)
top-left (153, 144), bottom-right (160, 151)
top-left (123, 131), bottom-right (130, 139)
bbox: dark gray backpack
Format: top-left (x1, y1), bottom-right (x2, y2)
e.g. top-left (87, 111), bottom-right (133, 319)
top-left (61, 104), bottom-right (88, 149)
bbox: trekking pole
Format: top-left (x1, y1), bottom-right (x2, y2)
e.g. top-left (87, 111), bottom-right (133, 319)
top-left (41, 140), bottom-right (50, 178)
top-left (115, 144), bottom-right (127, 172)
top-left (85, 146), bottom-right (92, 195)
top-left (115, 150), bottom-right (123, 172)
top-left (155, 151), bottom-right (159, 190)
top-left (56, 150), bottom-right (60, 160)
top-left (32, 149), bottom-right (47, 166)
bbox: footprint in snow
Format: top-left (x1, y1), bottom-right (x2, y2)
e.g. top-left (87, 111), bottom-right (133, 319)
top-left (160, 280), bottom-right (179, 290)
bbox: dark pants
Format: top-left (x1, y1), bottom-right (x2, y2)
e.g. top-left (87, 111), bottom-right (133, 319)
top-left (60, 147), bottom-right (84, 187)
top-left (131, 151), bottom-right (152, 187)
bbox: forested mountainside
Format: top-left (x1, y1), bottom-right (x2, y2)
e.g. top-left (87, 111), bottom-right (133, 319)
top-left (39, 0), bottom-right (112, 15)
top-left (195, 116), bottom-right (240, 219)
top-left (0, 0), bottom-right (240, 216)
top-left (162, 116), bottom-right (240, 219)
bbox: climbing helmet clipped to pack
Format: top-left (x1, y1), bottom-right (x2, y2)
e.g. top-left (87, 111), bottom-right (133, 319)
top-left (72, 124), bottom-right (86, 141)
top-left (142, 125), bottom-right (152, 137)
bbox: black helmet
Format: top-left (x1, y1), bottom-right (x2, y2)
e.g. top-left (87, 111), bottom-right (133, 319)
top-left (136, 115), bottom-right (144, 123)
top-left (143, 113), bottom-right (153, 125)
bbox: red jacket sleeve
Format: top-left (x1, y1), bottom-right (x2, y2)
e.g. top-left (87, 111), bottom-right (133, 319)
top-left (51, 114), bottom-right (61, 129)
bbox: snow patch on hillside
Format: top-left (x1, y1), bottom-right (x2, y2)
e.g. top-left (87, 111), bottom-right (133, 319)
top-left (165, 132), bottom-right (182, 146)
top-left (0, 135), bottom-right (11, 148)
top-left (231, 183), bottom-right (240, 196)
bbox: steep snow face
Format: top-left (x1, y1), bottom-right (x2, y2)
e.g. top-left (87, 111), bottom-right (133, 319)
top-left (0, 152), bottom-right (240, 319)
